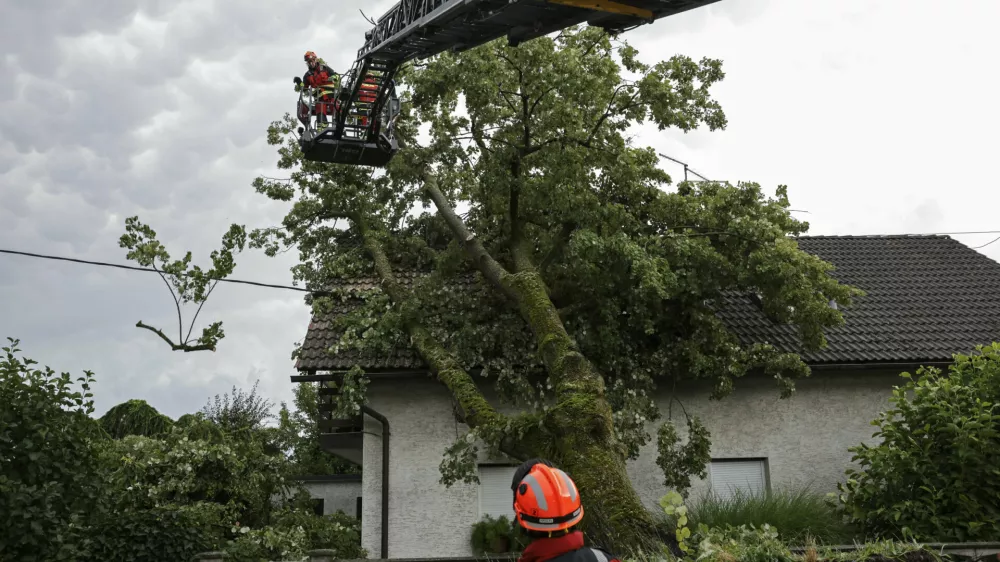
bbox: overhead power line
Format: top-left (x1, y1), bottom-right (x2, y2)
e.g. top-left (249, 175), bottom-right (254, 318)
top-left (3, 228), bottom-right (1000, 293)
top-left (653, 153), bottom-right (1000, 249)
top-left (0, 248), bottom-right (311, 293)
top-left (972, 234), bottom-right (1000, 250)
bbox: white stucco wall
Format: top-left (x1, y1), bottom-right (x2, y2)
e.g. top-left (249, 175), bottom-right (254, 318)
top-left (626, 372), bottom-right (898, 509)
top-left (297, 477), bottom-right (362, 517)
top-left (361, 377), bottom-right (484, 559)
top-left (359, 370), bottom-right (903, 558)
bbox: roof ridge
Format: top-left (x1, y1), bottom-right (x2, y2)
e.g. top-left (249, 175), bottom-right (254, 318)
top-left (796, 234), bottom-right (953, 239)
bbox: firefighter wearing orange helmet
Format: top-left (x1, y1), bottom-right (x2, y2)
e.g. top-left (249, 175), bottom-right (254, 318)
top-left (301, 51), bottom-right (337, 126)
top-left (510, 459), bottom-right (622, 562)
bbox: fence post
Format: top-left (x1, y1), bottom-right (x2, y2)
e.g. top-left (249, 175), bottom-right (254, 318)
top-left (307, 549), bottom-right (338, 562)
top-left (191, 552), bottom-right (227, 562)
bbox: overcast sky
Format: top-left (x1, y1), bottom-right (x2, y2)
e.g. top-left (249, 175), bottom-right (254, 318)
top-left (1, 0), bottom-right (998, 420)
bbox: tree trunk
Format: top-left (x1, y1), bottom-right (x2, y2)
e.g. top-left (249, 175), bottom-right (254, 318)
top-left (358, 221), bottom-right (537, 459)
top-left (421, 177), bottom-right (668, 555)
top-left (359, 224), bottom-right (504, 428)
top-left (555, 438), bottom-right (666, 555)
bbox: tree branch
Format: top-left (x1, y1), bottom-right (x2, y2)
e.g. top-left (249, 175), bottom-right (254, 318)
top-left (525, 83), bottom-right (641, 155)
top-left (497, 52), bottom-right (524, 85)
top-left (527, 86), bottom-right (557, 122)
top-left (183, 280), bottom-right (218, 344)
top-left (151, 262), bottom-right (184, 343)
top-left (469, 116), bottom-right (495, 156)
top-left (355, 215), bottom-right (536, 457)
top-left (464, 131), bottom-right (519, 151)
top-left (420, 173), bottom-right (517, 301)
top-left (419, 170), bottom-right (605, 400)
top-left (580, 31), bottom-right (606, 58)
top-left (540, 222), bottom-right (577, 273)
top-left (519, 73), bottom-right (531, 152)
top-left (522, 136), bottom-right (562, 157)
top-left (136, 321), bottom-right (215, 352)
top-left (498, 86), bottom-right (520, 114)
top-left (582, 84), bottom-right (637, 147)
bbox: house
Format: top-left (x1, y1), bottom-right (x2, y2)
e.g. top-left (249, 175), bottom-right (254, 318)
top-left (289, 235), bottom-right (1000, 559)
top-left (293, 474), bottom-right (363, 519)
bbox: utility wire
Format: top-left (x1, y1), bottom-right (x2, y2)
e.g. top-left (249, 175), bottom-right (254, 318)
top-left (653, 154), bottom-right (1000, 245)
top-left (655, 153), bottom-right (813, 213)
top-left (0, 248), bottom-right (311, 293)
top-left (4, 228), bottom-right (1000, 294)
top-left (971, 235), bottom-right (1000, 250)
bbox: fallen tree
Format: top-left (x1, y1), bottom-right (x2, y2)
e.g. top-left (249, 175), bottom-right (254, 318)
top-left (126, 26), bottom-right (860, 553)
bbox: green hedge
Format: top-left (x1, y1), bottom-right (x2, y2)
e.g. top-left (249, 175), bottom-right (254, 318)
top-left (834, 344), bottom-right (1000, 542)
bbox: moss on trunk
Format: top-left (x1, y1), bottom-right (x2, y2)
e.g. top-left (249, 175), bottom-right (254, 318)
top-left (558, 439), bottom-right (666, 556)
top-left (501, 269), bottom-right (606, 398)
top-left (359, 223), bottom-right (504, 427)
top-left (358, 220), bottom-right (543, 460)
top-left (539, 386), bottom-right (665, 555)
top-left (422, 175), bottom-right (667, 554)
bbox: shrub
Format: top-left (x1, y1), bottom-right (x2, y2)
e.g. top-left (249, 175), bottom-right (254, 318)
top-left (175, 412), bottom-right (226, 443)
top-left (225, 524), bottom-right (309, 562)
top-left (693, 524), bottom-right (940, 562)
top-left (85, 503), bottom-right (227, 562)
top-left (202, 380), bottom-right (274, 434)
top-left (471, 514), bottom-right (529, 555)
top-left (834, 343), bottom-right (1000, 542)
top-left (0, 338), bottom-right (104, 561)
top-left (98, 425), bottom-right (292, 528)
top-left (276, 381), bottom-right (361, 476)
top-left (696, 523), bottom-right (798, 562)
top-left (272, 509), bottom-right (365, 557)
top-left (99, 399), bottom-right (174, 438)
top-left (647, 492), bottom-right (936, 562)
top-left (0, 339), bottom-right (363, 560)
top-left (688, 487), bottom-right (855, 545)
top-left (224, 508), bottom-right (366, 561)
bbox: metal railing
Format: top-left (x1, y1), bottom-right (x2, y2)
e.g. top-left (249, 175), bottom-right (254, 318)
top-left (295, 70), bottom-right (401, 149)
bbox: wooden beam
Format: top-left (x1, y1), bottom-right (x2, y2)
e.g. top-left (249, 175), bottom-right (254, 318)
top-left (546, 0), bottom-right (653, 19)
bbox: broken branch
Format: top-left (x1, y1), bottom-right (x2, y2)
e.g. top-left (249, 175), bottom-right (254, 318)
top-left (135, 321), bottom-right (215, 352)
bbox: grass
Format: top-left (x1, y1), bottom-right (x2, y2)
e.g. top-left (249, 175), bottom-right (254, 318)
top-left (685, 486), bottom-right (858, 545)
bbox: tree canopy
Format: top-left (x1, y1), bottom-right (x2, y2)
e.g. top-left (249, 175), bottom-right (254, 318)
top-left (123, 25), bottom-right (860, 553)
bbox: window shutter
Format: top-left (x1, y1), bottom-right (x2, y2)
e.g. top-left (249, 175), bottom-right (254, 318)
top-left (709, 459), bottom-right (767, 501)
top-left (478, 465), bottom-right (517, 519)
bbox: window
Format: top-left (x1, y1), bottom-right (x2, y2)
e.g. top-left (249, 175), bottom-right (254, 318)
top-left (709, 458), bottom-right (768, 501)
top-left (478, 464), bottom-right (517, 519)
top-left (310, 498), bottom-right (325, 516)
top-left (356, 496), bottom-right (362, 519)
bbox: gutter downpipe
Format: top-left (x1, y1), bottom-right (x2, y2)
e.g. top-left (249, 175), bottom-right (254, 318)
top-left (360, 405), bottom-right (390, 559)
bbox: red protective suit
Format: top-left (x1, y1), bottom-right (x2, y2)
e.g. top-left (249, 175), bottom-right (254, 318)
top-left (302, 61), bottom-right (338, 121)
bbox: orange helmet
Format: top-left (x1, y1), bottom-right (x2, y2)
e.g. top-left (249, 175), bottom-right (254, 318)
top-left (304, 51), bottom-right (317, 62)
top-left (512, 460), bottom-right (583, 532)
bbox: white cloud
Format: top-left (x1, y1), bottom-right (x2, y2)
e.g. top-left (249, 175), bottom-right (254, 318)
top-left (1, 0), bottom-right (998, 421)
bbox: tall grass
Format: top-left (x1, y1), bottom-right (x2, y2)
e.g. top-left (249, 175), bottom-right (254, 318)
top-left (686, 487), bottom-right (857, 545)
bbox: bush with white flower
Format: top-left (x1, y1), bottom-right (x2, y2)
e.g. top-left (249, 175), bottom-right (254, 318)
top-left (2, 339), bottom-right (365, 561)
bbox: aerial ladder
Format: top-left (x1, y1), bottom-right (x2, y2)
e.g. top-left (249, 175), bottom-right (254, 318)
top-left (294, 0), bottom-right (720, 167)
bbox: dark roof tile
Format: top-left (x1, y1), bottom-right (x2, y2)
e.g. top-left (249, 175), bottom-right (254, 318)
top-left (295, 235), bottom-right (1000, 371)
top-left (717, 235), bottom-right (1000, 364)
